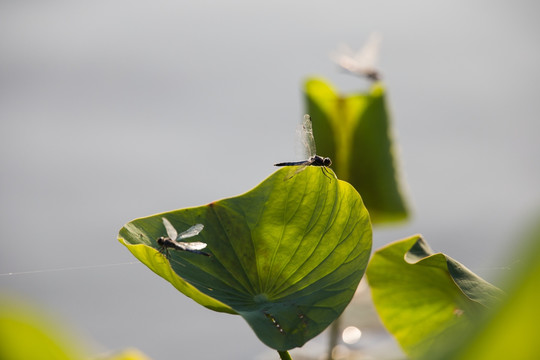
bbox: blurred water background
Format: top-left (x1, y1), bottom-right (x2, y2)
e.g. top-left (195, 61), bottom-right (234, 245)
top-left (1, 1), bottom-right (539, 359)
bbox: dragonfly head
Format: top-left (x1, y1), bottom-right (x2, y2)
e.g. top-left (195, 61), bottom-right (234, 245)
top-left (323, 157), bottom-right (332, 167)
top-left (156, 237), bottom-right (166, 246)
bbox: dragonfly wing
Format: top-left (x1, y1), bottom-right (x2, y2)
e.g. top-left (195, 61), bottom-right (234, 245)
top-left (162, 217), bottom-right (177, 240)
top-left (332, 33), bottom-right (381, 77)
top-left (300, 114), bottom-right (317, 158)
top-left (353, 32), bottom-right (381, 71)
top-left (177, 223), bottom-right (204, 240)
top-left (177, 241), bottom-right (208, 251)
top-left (285, 161), bottom-right (311, 180)
top-left (333, 43), bottom-right (359, 73)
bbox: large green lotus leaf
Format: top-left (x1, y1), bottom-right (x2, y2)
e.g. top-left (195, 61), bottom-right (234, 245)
top-left (304, 78), bottom-right (408, 224)
top-left (366, 235), bottom-right (504, 358)
top-left (118, 167), bottom-right (372, 350)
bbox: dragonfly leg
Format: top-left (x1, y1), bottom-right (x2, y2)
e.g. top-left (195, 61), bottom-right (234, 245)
top-left (155, 246), bottom-right (169, 260)
top-left (321, 166), bottom-right (334, 180)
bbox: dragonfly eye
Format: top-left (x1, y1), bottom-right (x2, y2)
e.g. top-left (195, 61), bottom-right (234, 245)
top-left (324, 158), bottom-right (332, 166)
top-left (157, 237), bottom-right (165, 245)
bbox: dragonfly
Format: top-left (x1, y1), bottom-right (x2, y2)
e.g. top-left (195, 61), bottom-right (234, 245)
top-left (332, 32), bottom-right (382, 81)
top-left (274, 114), bottom-right (333, 180)
top-left (156, 218), bottom-right (210, 257)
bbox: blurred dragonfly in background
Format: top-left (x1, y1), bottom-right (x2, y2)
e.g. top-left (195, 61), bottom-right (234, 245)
top-left (157, 218), bottom-right (210, 257)
top-left (332, 32), bottom-right (382, 81)
top-left (274, 114), bottom-right (334, 180)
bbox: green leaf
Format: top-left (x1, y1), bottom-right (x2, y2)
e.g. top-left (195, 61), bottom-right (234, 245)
top-left (0, 296), bottom-right (89, 360)
top-left (0, 296), bottom-right (153, 360)
top-left (366, 235), bottom-right (504, 358)
top-left (304, 78), bottom-right (409, 224)
top-left (118, 167), bottom-right (372, 351)
top-left (439, 218), bottom-right (540, 360)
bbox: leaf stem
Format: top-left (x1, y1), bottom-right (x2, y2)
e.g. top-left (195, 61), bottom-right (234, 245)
top-left (278, 350), bottom-right (292, 360)
top-left (327, 317), bottom-right (341, 359)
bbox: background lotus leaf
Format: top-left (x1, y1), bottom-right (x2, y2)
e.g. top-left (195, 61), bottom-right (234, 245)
top-left (0, 296), bottom-right (89, 360)
top-left (304, 78), bottom-right (408, 223)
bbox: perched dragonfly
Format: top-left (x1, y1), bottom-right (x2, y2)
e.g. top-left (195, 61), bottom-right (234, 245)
top-left (157, 218), bottom-right (210, 257)
top-left (332, 32), bottom-right (382, 81)
top-left (274, 114), bottom-right (333, 180)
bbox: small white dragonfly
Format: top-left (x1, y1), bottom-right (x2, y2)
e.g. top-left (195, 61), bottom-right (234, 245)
top-left (156, 218), bottom-right (210, 257)
top-left (332, 32), bottom-right (382, 81)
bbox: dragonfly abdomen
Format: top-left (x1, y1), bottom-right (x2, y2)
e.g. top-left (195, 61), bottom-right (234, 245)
top-left (274, 161), bottom-right (309, 166)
